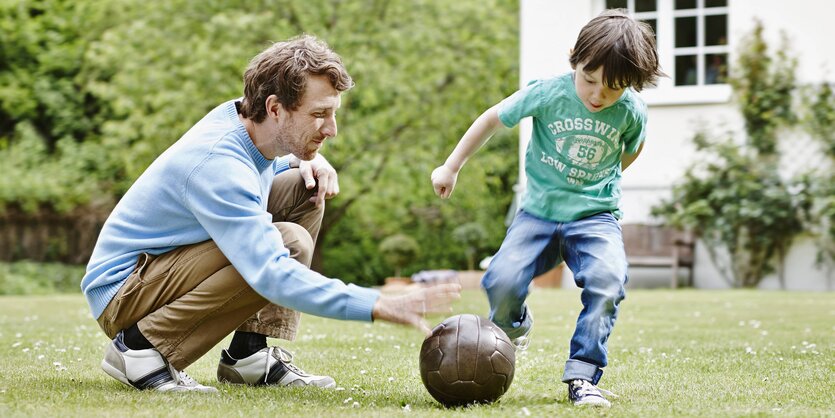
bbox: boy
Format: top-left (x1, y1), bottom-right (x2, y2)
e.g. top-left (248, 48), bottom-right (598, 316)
top-left (431, 9), bottom-right (662, 407)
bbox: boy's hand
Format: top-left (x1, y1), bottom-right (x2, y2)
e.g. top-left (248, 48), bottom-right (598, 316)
top-left (431, 165), bottom-right (459, 199)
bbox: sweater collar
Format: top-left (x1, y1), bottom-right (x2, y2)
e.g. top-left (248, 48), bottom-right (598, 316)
top-left (227, 100), bottom-right (273, 172)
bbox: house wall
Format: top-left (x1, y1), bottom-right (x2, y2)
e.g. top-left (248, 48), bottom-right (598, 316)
top-left (520, 0), bottom-right (834, 290)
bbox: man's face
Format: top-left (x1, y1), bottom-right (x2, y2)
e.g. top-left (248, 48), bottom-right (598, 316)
top-left (274, 75), bottom-right (341, 160)
top-left (574, 62), bottom-right (625, 113)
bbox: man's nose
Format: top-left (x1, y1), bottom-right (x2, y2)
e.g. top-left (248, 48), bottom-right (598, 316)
top-left (321, 115), bottom-right (337, 138)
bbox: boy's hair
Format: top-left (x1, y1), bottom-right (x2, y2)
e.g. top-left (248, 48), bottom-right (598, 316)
top-left (569, 9), bottom-right (663, 92)
top-left (240, 35), bottom-right (354, 123)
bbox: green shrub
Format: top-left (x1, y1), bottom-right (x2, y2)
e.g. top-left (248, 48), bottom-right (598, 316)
top-left (0, 261), bottom-right (84, 295)
top-left (652, 20), bottom-right (807, 288)
top-left (452, 222), bottom-right (488, 270)
top-left (379, 234), bottom-right (420, 278)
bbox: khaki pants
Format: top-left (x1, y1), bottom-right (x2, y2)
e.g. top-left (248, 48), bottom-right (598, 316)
top-left (96, 169), bottom-right (323, 370)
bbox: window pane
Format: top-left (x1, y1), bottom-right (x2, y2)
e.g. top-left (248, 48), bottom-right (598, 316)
top-left (705, 14), bottom-right (728, 46)
top-left (705, 54), bottom-right (728, 84)
top-left (635, 0), bottom-right (656, 12)
top-left (641, 18), bottom-right (658, 41)
top-left (606, 0), bottom-right (627, 9)
top-left (705, 0), bottom-right (727, 7)
top-left (675, 55), bottom-right (698, 86)
top-left (675, 16), bottom-right (697, 47)
top-left (675, 0), bottom-right (696, 9)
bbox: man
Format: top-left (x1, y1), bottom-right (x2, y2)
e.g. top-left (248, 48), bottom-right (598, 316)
top-left (82, 35), bottom-right (460, 393)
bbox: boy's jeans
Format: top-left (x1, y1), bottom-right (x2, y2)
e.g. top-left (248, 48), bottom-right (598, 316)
top-left (482, 210), bottom-right (628, 385)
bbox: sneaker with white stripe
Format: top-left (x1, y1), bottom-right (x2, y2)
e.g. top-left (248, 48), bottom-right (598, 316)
top-left (217, 346), bottom-right (335, 388)
top-left (100, 331), bottom-right (217, 393)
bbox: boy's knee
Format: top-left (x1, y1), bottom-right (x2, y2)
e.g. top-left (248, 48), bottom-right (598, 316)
top-left (482, 267), bottom-right (529, 299)
top-left (274, 222), bottom-right (315, 267)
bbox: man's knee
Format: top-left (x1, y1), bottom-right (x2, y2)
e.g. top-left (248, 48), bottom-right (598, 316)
top-left (272, 169), bottom-right (317, 200)
top-left (274, 222), bottom-right (315, 267)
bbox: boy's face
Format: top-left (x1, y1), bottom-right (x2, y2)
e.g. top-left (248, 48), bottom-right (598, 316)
top-left (574, 62), bottom-right (625, 113)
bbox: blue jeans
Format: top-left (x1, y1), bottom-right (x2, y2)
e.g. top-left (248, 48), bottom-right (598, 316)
top-left (481, 210), bottom-right (628, 385)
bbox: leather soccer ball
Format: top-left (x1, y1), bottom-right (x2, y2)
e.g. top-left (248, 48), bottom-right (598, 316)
top-left (418, 314), bottom-right (516, 407)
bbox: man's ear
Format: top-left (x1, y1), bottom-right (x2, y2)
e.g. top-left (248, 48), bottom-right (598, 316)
top-left (264, 95), bottom-right (285, 120)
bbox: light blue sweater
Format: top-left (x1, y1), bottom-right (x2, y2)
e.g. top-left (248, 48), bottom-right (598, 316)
top-left (81, 100), bottom-right (379, 322)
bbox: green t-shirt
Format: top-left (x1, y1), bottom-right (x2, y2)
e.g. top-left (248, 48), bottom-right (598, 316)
top-left (498, 72), bottom-right (647, 222)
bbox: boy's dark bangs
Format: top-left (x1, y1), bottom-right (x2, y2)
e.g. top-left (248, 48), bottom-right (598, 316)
top-left (584, 41), bottom-right (641, 90)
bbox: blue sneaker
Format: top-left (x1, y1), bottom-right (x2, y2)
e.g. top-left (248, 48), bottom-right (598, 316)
top-left (568, 379), bottom-right (615, 407)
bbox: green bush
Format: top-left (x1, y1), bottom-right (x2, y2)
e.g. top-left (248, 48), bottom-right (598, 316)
top-left (652, 131), bottom-right (806, 287)
top-left (379, 234), bottom-right (420, 278)
top-left (452, 222), bottom-right (488, 270)
top-left (652, 20), bottom-right (808, 288)
top-left (0, 261), bottom-right (84, 295)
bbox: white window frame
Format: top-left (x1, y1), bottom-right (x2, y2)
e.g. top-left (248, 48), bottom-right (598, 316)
top-left (602, 0), bottom-right (732, 106)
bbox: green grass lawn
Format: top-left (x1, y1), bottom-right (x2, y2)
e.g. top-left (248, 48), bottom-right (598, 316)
top-left (0, 289), bottom-right (832, 417)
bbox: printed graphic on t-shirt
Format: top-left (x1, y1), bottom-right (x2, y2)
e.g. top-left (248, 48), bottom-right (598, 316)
top-left (542, 116), bottom-right (621, 186)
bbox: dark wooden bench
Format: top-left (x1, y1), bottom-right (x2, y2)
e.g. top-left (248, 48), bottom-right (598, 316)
top-left (622, 224), bottom-right (695, 288)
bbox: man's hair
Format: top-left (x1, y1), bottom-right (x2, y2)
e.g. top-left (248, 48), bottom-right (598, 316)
top-left (240, 35), bottom-right (354, 123)
top-left (569, 9), bottom-right (663, 92)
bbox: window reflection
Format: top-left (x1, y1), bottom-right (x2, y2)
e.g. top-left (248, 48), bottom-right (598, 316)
top-left (705, 54), bottom-right (727, 84)
top-left (606, 0), bottom-right (627, 9)
top-left (675, 16), bottom-right (697, 47)
top-left (676, 55), bottom-right (698, 86)
top-left (675, 0), bottom-right (696, 10)
top-left (635, 0), bottom-right (656, 12)
top-left (705, 14), bottom-right (727, 46)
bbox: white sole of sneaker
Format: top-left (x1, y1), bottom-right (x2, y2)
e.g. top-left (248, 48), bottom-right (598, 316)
top-left (574, 399), bottom-right (611, 408)
top-left (101, 359), bottom-right (132, 387)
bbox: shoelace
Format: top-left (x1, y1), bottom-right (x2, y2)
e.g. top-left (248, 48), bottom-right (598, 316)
top-left (264, 347), bottom-right (307, 384)
top-left (513, 335), bottom-right (531, 351)
top-left (176, 370), bottom-right (198, 386)
top-left (573, 380), bottom-right (618, 399)
top-left (166, 363), bottom-right (199, 387)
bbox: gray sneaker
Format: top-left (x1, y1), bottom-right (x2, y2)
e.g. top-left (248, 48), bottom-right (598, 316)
top-left (568, 379), bottom-right (616, 407)
top-left (101, 331), bottom-right (217, 393)
top-left (510, 308), bottom-right (533, 351)
top-left (217, 346), bottom-right (336, 388)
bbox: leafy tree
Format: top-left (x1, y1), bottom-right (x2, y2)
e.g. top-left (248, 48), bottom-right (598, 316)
top-left (379, 234), bottom-right (419, 278)
top-left (452, 222), bottom-right (488, 270)
top-left (0, 0), bottom-right (118, 212)
top-left (652, 20), bottom-right (806, 288)
top-left (0, 0), bottom-right (518, 285)
top-left (652, 131), bottom-right (806, 287)
top-left (729, 21), bottom-right (797, 157)
top-left (801, 82), bottom-right (835, 280)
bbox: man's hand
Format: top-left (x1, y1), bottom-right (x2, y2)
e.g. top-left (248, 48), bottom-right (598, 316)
top-left (299, 154), bottom-right (339, 207)
top-left (431, 165), bottom-right (459, 199)
top-left (372, 282), bottom-right (462, 336)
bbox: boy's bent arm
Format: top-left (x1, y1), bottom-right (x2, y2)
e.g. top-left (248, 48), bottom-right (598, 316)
top-left (444, 104), bottom-right (503, 172)
top-left (621, 141), bottom-right (644, 172)
top-left (431, 104), bottom-right (504, 199)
